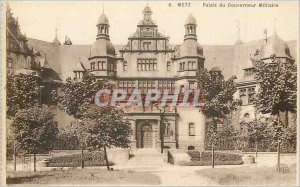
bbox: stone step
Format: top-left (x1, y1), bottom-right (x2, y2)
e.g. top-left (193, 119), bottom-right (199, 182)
top-left (124, 148), bottom-right (165, 166)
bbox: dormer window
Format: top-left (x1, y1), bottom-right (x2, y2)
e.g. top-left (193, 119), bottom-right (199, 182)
top-left (74, 71), bottom-right (82, 79)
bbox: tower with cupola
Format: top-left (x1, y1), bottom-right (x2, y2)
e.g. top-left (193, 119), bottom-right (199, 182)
top-left (88, 12), bottom-right (117, 78)
top-left (173, 14), bottom-right (206, 151)
top-left (174, 14), bottom-right (205, 91)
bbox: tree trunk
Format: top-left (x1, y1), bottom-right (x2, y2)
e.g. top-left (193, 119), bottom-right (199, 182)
top-left (277, 138), bottom-right (280, 165)
top-left (33, 146), bottom-right (36, 172)
top-left (255, 140), bottom-right (258, 163)
top-left (103, 146), bottom-right (110, 171)
top-left (13, 140), bottom-right (17, 171)
top-left (277, 115), bottom-right (281, 165)
top-left (160, 115), bottom-right (164, 154)
top-left (212, 142), bottom-right (215, 168)
top-left (81, 146), bottom-right (84, 169)
top-left (285, 111), bottom-right (288, 128)
top-left (211, 118), bottom-right (216, 169)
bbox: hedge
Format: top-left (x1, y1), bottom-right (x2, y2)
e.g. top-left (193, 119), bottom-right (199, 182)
top-left (48, 151), bottom-right (114, 167)
top-left (201, 151), bottom-right (242, 162)
top-left (182, 150), bottom-right (243, 166)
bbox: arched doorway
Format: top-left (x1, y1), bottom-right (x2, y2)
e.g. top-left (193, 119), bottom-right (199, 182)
top-left (142, 125), bottom-right (153, 148)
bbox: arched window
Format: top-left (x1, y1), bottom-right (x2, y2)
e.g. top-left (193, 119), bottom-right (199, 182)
top-left (189, 123), bottom-right (195, 136)
top-left (244, 113), bottom-right (250, 118)
top-left (190, 26), bottom-right (193, 33)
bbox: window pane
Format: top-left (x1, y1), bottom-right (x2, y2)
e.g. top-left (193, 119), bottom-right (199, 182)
top-left (189, 123), bottom-right (195, 136)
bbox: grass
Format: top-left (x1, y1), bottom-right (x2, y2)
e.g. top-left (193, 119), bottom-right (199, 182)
top-left (196, 164), bottom-right (297, 186)
top-left (7, 168), bottom-right (161, 185)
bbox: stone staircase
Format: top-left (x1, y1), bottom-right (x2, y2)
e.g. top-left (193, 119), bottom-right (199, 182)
top-left (124, 148), bottom-right (166, 167)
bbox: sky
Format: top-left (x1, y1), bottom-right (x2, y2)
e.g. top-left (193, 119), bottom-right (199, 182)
top-left (6, 1), bottom-right (299, 45)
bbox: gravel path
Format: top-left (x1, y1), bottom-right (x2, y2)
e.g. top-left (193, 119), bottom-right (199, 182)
top-left (152, 166), bottom-right (219, 186)
top-left (114, 165), bottom-right (220, 186)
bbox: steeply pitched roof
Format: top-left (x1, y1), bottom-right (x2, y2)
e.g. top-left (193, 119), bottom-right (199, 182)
top-left (27, 38), bottom-right (91, 81)
top-left (27, 38), bottom-right (297, 81)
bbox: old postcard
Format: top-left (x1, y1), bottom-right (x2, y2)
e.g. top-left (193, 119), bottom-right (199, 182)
top-left (1, 0), bottom-right (299, 186)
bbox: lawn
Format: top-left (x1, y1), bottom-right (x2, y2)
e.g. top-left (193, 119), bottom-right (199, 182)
top-left (7, 168), bottom-right (161, 185)
top-left (196, 164), bottom-right (297, 186)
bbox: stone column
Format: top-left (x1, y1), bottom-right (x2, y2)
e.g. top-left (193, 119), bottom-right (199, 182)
top-left (130, 120), bottom-right (137, 150)
top-left (155, 119), bottom-right (162, 151)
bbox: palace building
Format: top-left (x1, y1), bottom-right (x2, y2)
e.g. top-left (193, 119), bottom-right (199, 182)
top-left (8, 5), bottom-right (297, 151)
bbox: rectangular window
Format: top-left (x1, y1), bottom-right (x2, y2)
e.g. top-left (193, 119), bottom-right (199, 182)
top-left (143, 42), bottom-right (151, 51)
top-left (130, 81), bottom-right (136, 93)
top-left (182, 62), bottom-right (185, 70)
top-left (189, 123), bottom-right (195, 136)
top-left (140, 60), bottom-right (144, 71)
top-left (137, 59), bottom-right (157, 71)
top-left (149, 59), bottom-right (152, 71)
top-left (123, 61), bottom-right (127, 71)
top-left (188, 61), bottom-right (192, 70)
top-left (158, 81), bottom-right (163, 93)
top-left (189, 81), bottom-right (195, 90)
top-left (91, 62), bottom-right (96, 70)
top-left (7, 58), bottom-right (13, 68)
top-left (118, 80), bottom-right (136, 94)
top-left (137, 61), bottom-right (140, 71)
top-left (167, 61), bottom-right (171, 71)
top-left (179, 63), bottom-right (182, 71)
top-left (248, 87), bottom-right (256, 104)
top-left (158, 81), bottom-right (175, 93)
top-left (153, 60), bottom-right (157, 71)
top-left (170, 81), bottom-right (175, 93)
top-left (149, 80), bottom-right (155, 91)
top-left (138, 81), bottom-right (144, 94)
top-left (102, 61), bottom-right (106, 70)
top-left (164, 123), bottom-right (172, 136)
top-left (145, 59), bottom-right (148, 71)
top-left (239, 89), bottom-right (247, 105)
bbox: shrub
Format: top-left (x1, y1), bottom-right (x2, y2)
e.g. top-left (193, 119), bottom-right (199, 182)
top-left (48, 151), bottom-right (114, 167)
top-left (181, 151), bottom-right (243, 166)
top-left (52, 131), bottom-right (81, 150)
top-left (201, 151), bottom-right (242, 162)
top-left (187, 150), bottom-right (201, 162)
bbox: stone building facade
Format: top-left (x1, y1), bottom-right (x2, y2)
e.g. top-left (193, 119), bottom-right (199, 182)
top-left (9, 5), bottom-right (296, 151)
top-left (6, 5), bottom-right (36, 75)
top-left (85, 6), bottom-right (206, 150)
top-left (235, 32), bottom-right (296, 127)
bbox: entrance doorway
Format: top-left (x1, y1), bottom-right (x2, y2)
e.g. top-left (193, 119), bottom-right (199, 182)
top-left (142, 125), bottom-right (153, 148)
top-left (136, 120), bottom-right (155, 149)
